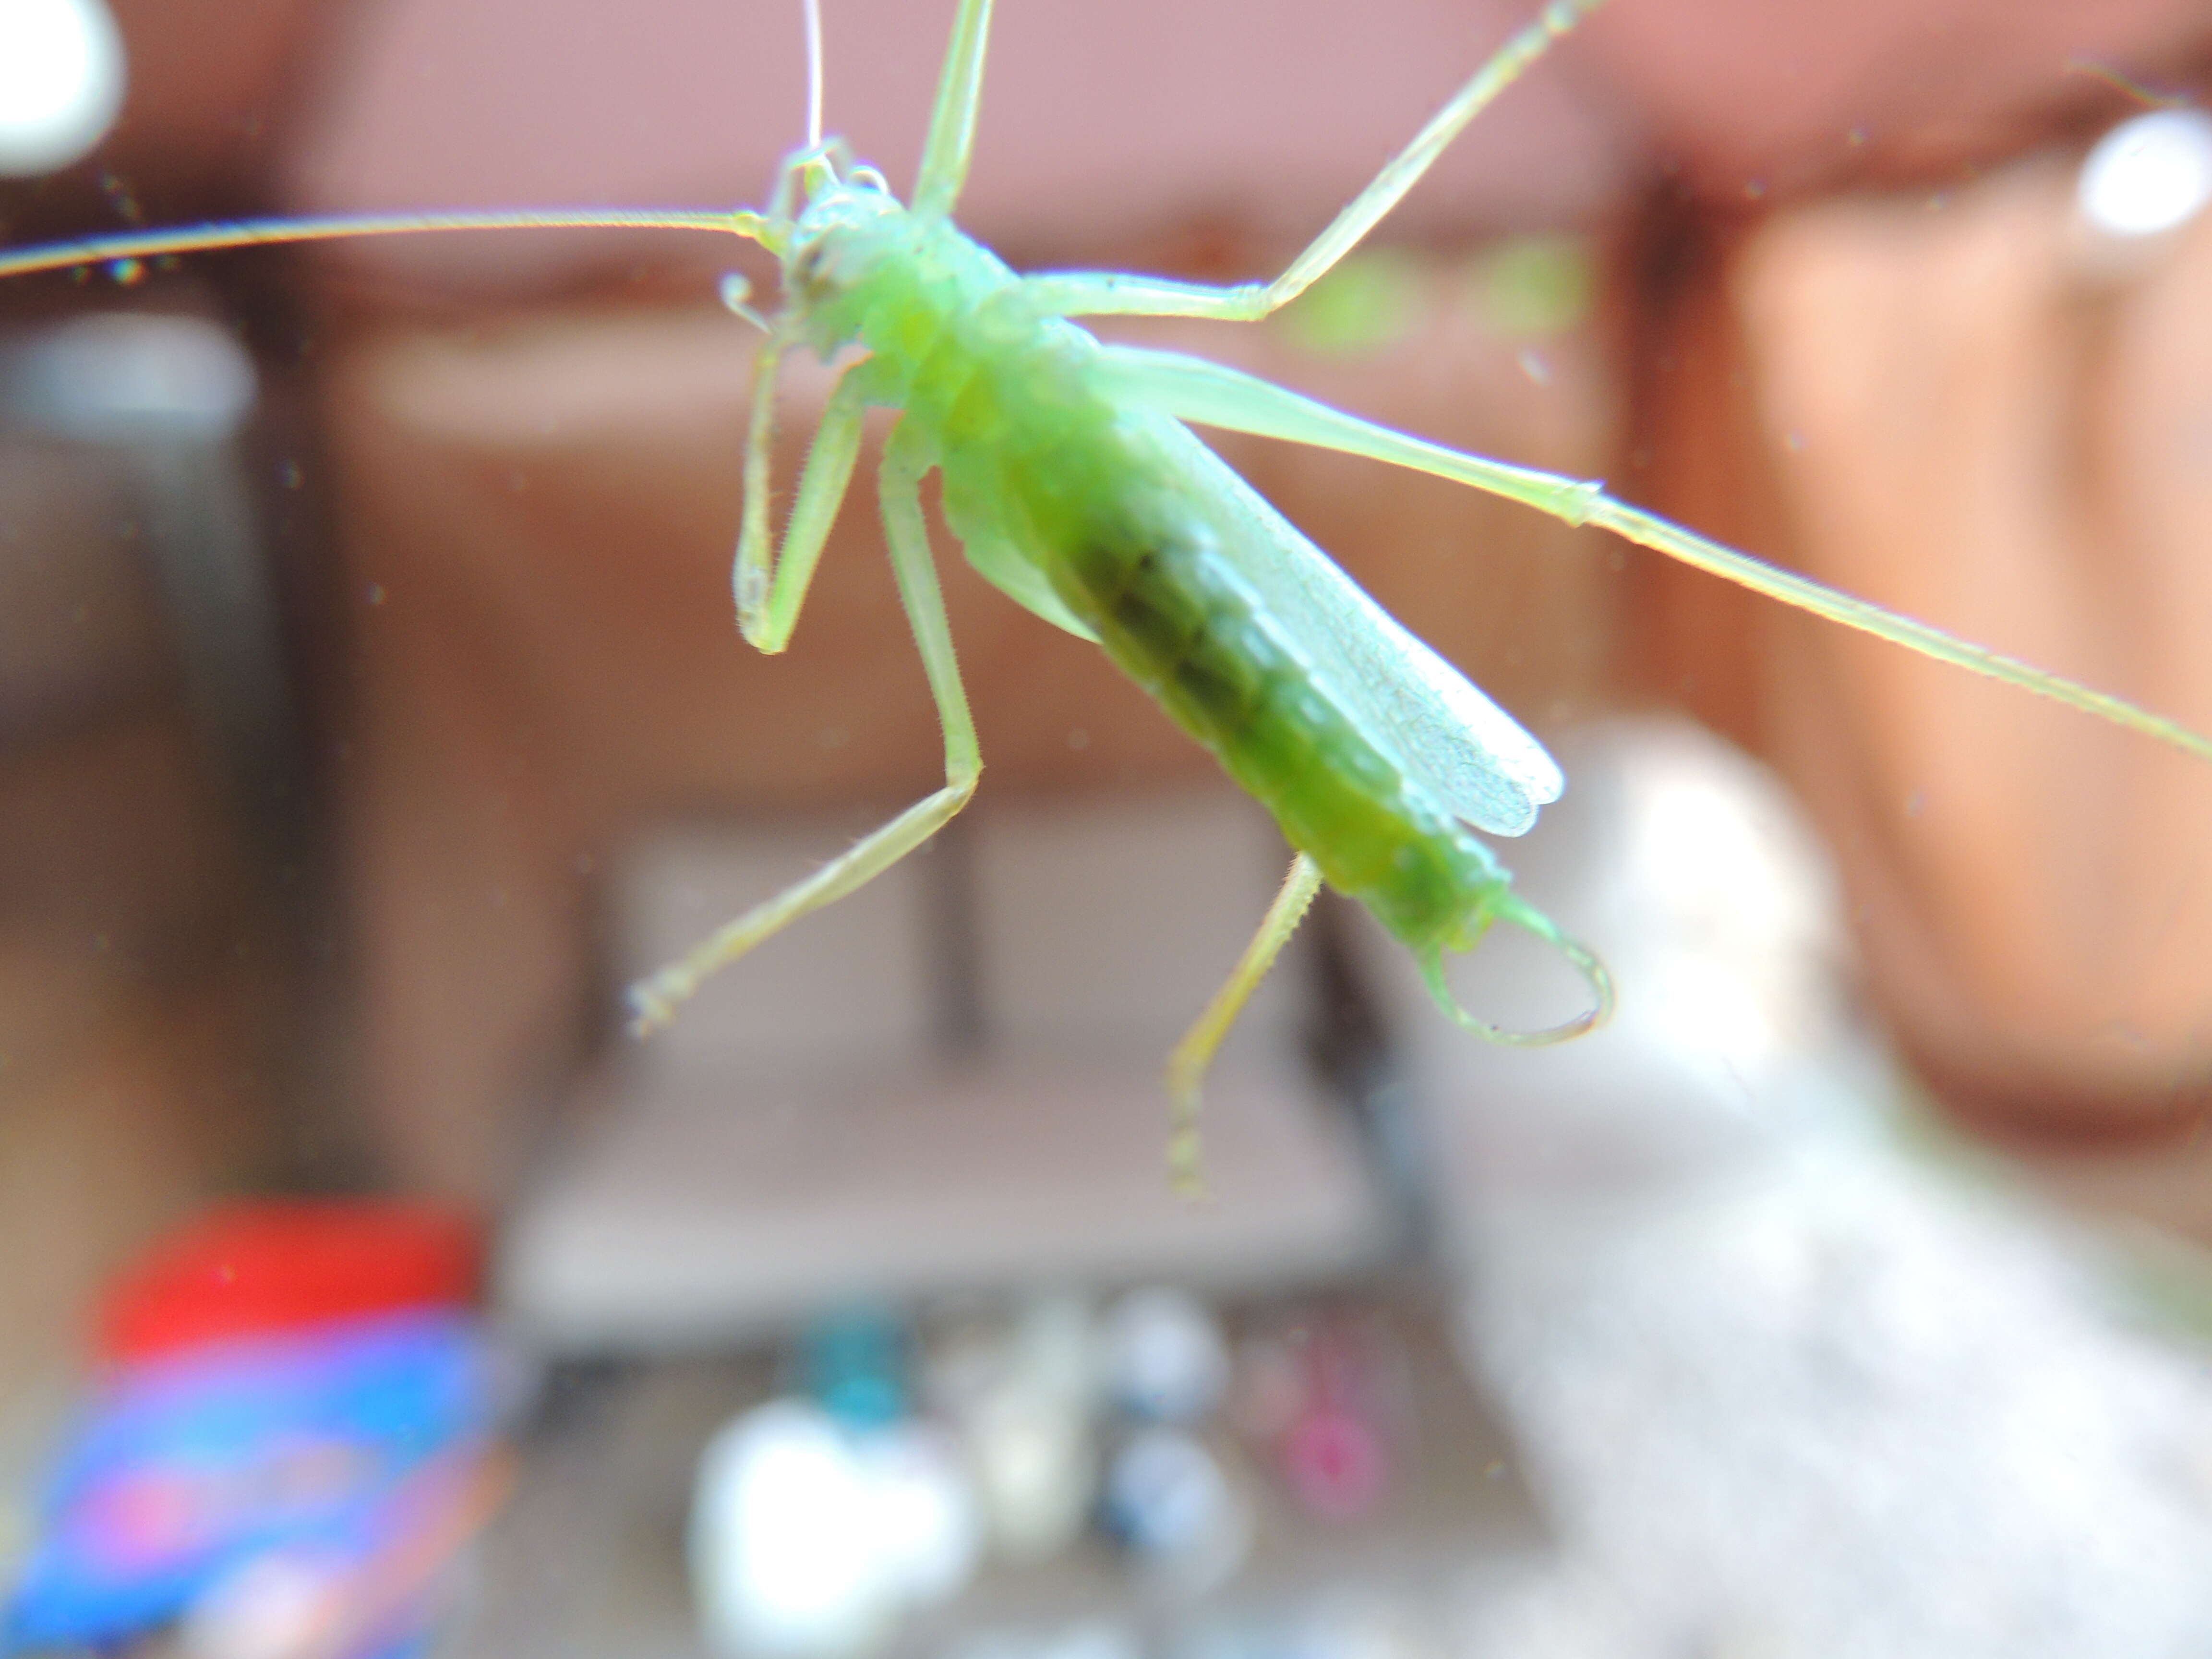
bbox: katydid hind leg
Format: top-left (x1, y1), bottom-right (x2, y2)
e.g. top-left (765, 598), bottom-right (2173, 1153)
top-left (1099, 345), bottom-right (2212, 767)
top-left (629, 421), bottom-right (981, 1034)
top-left (1166, 854), bottom-right (1325, 1197)
top-left (1024, 0), bottom-right (1598, 322)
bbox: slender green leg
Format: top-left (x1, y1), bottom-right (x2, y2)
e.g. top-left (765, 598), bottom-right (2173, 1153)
top-left (1099, 345), bottom-right (2212, 767)
top-left (1166, 854), bottom-right (1325, 1197)
top-left (736, 351), bottom-right (875, 652)
top-left (912, 0), bottom-right (998, 218)
top-left (1023, 0), bottom-right (1597, 322)
top-left (629, 419), bottom-right (982, 1034)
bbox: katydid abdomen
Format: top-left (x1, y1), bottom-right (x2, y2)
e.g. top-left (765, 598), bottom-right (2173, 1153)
top-left (1052, 508), bottom-right (1519, 960)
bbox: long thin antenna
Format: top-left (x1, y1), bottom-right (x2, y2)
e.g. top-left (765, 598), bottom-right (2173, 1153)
top-left (0, 207), bottom-right (764, 281)
top-left (804, 0), bottom-right (824, 149)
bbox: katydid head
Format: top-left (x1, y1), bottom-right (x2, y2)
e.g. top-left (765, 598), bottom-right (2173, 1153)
top-left (761, 143), bottom-right (908, 355)
top-left (743, 0), bottom-right (903, 352)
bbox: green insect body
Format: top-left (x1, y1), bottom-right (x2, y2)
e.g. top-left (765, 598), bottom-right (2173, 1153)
top-left (806, 194), bottom-right (1533, 974)
top-left (5, 0), bottom-right (2207, 1187)
top-left (1056, 514), bottom-right (1518, 964)
top-left (779, 179), bottom-right (1592, 1093)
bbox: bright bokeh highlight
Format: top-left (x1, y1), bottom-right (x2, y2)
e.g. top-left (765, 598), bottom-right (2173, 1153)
top-left (0, 0), bottom-right (124, 175)
top-left (2079, 108), bottom-right (2212, 239)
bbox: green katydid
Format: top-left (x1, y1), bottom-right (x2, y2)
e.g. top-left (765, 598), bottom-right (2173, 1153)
top-left (6, 0), bottom-right (2205, 1189)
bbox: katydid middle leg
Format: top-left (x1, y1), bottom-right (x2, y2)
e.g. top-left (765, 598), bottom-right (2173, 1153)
top-left (629, 417), bottom-right (982, 1033)
top-left (911, 0), bottom-right (998, 218)
top-left (1022, 0), bottom-right (1598, 324)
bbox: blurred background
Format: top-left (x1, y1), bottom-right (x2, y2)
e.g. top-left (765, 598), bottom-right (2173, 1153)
top-left (2, 0), bottom-right (2212, 1653)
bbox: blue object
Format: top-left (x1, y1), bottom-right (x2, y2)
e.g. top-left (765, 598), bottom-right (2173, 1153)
top-left (4, 1309), bottom-right (493, 1653)
top-left (801, 1310), bottom-right (909, 1430)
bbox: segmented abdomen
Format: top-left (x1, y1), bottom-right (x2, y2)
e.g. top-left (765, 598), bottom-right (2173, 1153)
top-left (1051, 528), bottom-right (1510, 955)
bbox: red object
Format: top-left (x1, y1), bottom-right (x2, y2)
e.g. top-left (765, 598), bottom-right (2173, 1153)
top-left (97, 1202), bottom-right (482, 1364)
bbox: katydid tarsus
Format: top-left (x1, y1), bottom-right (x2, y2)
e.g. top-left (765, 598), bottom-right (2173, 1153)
top-left (5, 0), bottom-right (2207, 1189)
